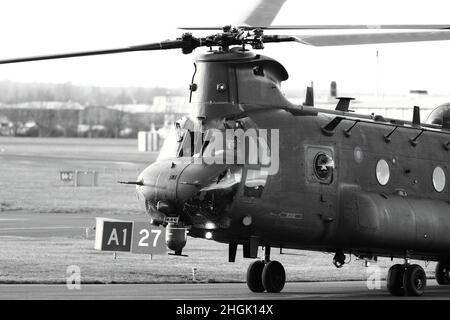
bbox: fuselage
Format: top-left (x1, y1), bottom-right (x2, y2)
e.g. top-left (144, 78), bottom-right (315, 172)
top-left (209, 108), bottom-right (450, 262)
top-left (137, 48), bottom-right (450, 262)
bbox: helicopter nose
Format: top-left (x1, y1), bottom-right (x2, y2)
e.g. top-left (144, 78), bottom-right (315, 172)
top-left (137, 160), bottom-right (242, 228)
top-left (137, 159), bottom-right (201, 210)
top-left (137, 160), bottom-right (236, 211)
top-left (138, 161), bottom-right (181, 203)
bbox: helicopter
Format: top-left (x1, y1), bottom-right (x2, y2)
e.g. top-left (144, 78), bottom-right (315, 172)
top-left (2, 0), bottom-right (450, 297)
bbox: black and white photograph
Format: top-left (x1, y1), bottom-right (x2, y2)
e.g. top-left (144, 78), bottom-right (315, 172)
top-left (1, 0), bottom-right (450, 311)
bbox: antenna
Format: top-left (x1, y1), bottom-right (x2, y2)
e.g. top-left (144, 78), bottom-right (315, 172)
top-left (304, 81), bottom-right (314, 107)
top-left (412, 106), bottom-right (421, 127)
top-left (330, 81), bottom-right (337, 98)
top-left (376, 50), bottom-right (379, 109)
top-left (335, 97), bottom-right (355, 112)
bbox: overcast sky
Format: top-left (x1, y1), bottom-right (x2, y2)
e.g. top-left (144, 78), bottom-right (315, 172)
top-left (1, 0), bottom-right (450, 96)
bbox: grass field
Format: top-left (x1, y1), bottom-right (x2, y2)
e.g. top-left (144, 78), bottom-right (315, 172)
top-left (0, 137), bottom-right (156, 215)
top-left (0, 235), bottom-right (438, 284)
top-left (0, 137), bottom-right (438, 284)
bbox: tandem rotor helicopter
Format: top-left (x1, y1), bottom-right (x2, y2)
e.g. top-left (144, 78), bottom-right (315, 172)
top-left (3, 0), bottom-right (450, 297)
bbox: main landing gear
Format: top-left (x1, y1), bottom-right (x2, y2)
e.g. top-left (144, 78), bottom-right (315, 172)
top-left (246, 246), bottom-right (286, 293)
top-left (387, 262), bottom-right (427, 296)
top-left (435, 261), bottom-right (450, 285)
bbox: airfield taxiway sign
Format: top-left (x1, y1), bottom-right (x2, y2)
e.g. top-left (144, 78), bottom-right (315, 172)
top-left (131, 222), bottom-right (166, 254)
top-left (94, 218), bottom-right (133, 252)
top-left (94, 218), bottom-right (166, 255)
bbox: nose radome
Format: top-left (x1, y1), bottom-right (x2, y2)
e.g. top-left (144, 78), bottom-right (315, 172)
top-left (137, 160), bottom-right (194, 204)
top-left (136, 162), bottom-right (164, 202)
top-left (138, 161), bottom-right (232, 203)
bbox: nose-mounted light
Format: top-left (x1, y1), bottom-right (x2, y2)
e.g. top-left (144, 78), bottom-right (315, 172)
top-left (205, 222), bottom-right (217, 230)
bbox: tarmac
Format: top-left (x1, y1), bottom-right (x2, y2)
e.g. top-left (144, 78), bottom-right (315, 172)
top-left (0, 281), bottom-right (449, 300)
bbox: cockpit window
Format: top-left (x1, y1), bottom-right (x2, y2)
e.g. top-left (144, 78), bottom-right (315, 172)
top-left (178, 130), bottom-right (203, 157)
top-left (157, 117), bottom-right (203, 161)
top-left (426, 104), bottom-right (450, 126)
top-left (244, 169), bottom-right (268, 198)
top-left (157, 125), bottom-right (181, 161)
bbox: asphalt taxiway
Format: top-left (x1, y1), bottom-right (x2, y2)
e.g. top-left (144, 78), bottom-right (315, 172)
top-left (0, 281), bottom-right (449, 300)
top-left (0, 212), bottom-right (146, 237)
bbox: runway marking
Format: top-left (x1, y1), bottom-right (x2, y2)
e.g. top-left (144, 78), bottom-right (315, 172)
top-left (0, 218), bottom-right (28, 221)
top-left (0, 236), bottom-right (30, 239)
top-left (0, 226), bottom-right (86, 231)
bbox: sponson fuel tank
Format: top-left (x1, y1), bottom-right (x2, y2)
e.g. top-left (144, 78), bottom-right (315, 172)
top-left (339, 186), bottom-right (450, 255)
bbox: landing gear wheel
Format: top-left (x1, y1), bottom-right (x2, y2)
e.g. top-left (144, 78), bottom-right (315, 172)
top-left (262, 260), bottom-right (286, 293)
top-left (387, 264), bottom-right (405, 296)
top-left (403, 264), bottom-right (427, 296)
top-left (435, 262), bottom-right (450, 285)
top-left (246, 260), bottom-right (265, 292)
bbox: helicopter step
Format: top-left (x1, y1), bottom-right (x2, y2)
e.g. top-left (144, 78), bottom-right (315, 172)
top-left (246, 246), bottom-right (286, 293)
top-left (387, 262), bottom-right (427, 296)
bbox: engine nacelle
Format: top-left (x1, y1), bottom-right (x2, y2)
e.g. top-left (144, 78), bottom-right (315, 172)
top-left (165, 223), bottom-right (187, 255)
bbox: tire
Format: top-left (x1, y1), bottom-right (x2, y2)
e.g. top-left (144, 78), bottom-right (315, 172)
top-left (387, 264), bottom-right (405, 296)
top-left (435, 262), bottom-right (450, 285)
top-left (403, 264), bottom-right (427, 296)
top-left (262, 260), bottom-right (286, 293)
top-left (247, 260), bottom-right (265, 292)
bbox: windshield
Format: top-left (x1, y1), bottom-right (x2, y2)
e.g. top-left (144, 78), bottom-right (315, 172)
top-left (157, 124), bottom-right (181, 161)
top-left (157, 117), bottom-right (204, 161)
top-left (426, 104), bottom-right (450, 125)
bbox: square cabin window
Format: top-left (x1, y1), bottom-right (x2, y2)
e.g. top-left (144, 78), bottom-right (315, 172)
top-left (244, 169), bottom-right (269, 198)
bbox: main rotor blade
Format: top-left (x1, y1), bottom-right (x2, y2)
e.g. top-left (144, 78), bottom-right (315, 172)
top-left (292, 30), bottom-right (450, 47)
top-left (257, 24), bottom-right (450, 30)
top-left (0, 40), bottom-right (183, 65)
top-left (240, 0), bottom-right (287, 27)
top-left (180, 24), bottom-right (450, 31)
top-left (180, 0), bottom-right (287, 30)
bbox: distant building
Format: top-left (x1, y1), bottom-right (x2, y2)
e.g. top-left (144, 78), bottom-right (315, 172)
top-left (107, 96), bottom-right (189, 139)
top-left (0, 115), bottom-right (13, 136)
top-left (153, 96), bottom-right (188, 114)
top-left (109, 96), bottom-right (189, 115)
top-left (10, 101), bottom-right (84, 110)
top-left (16, 121), bottom-right (39, 136)
top-left (0, 95), bottom-right (191, 138)
top-left (78, 106), bottom-right (126, 138)
top-left (0, 101), bottom-right (83, 137)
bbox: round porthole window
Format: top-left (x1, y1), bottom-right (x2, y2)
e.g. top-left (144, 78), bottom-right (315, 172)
top-left (314, 153), bottom-right (334, 180)
top-left (376, 159), bottom-right (390, 186)
top-left (433, 166), bottom-right (446, 193)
